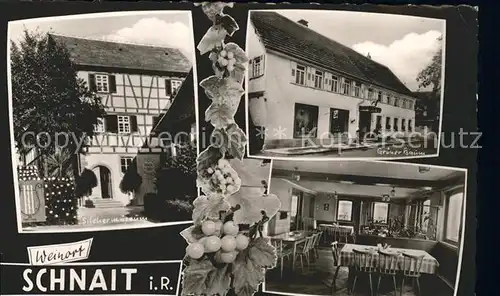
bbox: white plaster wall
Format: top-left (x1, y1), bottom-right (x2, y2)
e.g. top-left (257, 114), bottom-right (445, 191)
top-left (247, 21), bottom-right (266, 93)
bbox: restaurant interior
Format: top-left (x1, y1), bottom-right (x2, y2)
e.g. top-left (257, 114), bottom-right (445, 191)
top-left (264, 160), bottom-right (466, 296)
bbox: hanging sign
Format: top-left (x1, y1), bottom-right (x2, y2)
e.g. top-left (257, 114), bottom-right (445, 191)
top-left (359, 106), bottom-right (382, 113)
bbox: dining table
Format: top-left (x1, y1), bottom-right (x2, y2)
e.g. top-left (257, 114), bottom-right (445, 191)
top-left (269, 230), bottom-right (310, 271)
top-left (339, 243), bottom-right (440, 274)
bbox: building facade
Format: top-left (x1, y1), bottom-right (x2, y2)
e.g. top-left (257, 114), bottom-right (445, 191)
top-left (50, 34), bottom-right (191, 206)
top-left (247, 12), bottom-right (418, 150)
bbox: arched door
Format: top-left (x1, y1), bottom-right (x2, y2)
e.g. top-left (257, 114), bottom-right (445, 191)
top-left (92, 165), bottom-right (112, 199)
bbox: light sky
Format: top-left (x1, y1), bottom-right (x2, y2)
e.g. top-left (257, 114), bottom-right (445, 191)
top-left (277, 10), bottom-right (445, 91)
top-left (8, 11), bottom-right (195, 64)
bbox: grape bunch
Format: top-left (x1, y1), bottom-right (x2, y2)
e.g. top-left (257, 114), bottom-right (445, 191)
top-left (186, 220), bottom-right (250, 263)
top-left (199, 158), bottom-right (241, 196)
top-left (210, 48), bottom-right (237, 72)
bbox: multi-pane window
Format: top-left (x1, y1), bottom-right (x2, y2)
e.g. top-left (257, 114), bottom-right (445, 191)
top-left (294, 103), bottom-right (319, 138)
top-left (94, 117), bottom-right (105, 133)
top-left (394, 118), bottom-right (399, 131)
top-left (120, 157), bottom-right (133, 174)
top-left (353, 81), bottom-right (361, 97)
top-left (386, 116), bottom-right (392, 130)
top-left (118, 116), bottom-right (131, 134)
top-left (331, 75), bottom-right (339, 92)
top-left (171, 80), bottom-right (183, 95)
top-left (408, 119), bottom-right (413, 132)
top-left (373, 202), bottom-right (389, 224)
top-left (337, 200), bottom-right (353, 221)
top-left (343, 79), bottom-right (352, 96)
top-left (368, 88), bottom-right (375, 100)
top-left (95, 74), bottom-right (109, 93)
top-left (314, 70), bottom-right (323, 89)
top-left (445, 192), bottom-right (464, 244)
top-left (251, 56), bottom-right (263, 78)
top-left (295, 64), bottom-right (306, 85)
top-left (401, 118), bottom-right (406, 131)
top-left (394, 97), bottom-right (399, 107)
top-left (377, 91), bottom-right (383, 102)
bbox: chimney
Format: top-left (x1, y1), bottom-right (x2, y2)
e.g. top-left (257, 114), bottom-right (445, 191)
top-left (297, 19), bottom-right (308, 27)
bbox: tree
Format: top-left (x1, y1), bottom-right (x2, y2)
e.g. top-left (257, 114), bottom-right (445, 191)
top-left (416, 36), bottom-right (443, 94)
top-left (10, 30), bottom-right (105, 174)
top-left (46, 148), bottom-right (73, 178)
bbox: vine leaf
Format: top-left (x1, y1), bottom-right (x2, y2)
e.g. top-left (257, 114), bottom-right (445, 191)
top-left (205, 103), bottom-right (236, 129)
top-left (205, 264), bottom-right (232, 296)
top-left (192, 195), bottom-right (231, 225)
top-left (231, 63), bottom-right (246, 85)
top-left (200, 2), bottom-right (234, 22)
top-left (224, 43), bottom-right (249, 64)
top-left (197, 145), bottom-right (223, 172)
top-left (225, 124), bottom-right (247, 160)
top-left (197, 25), bottom-right (227, 55)
top-left (182, 258), bottom-right (231, 296)
top-left (215, 14), bottom-right (239, 36)
top-left (228, 192), bottom-right (281, 225)
top-left (248, 237), bottom-right (277, 268)
top-left (200, 75), bottom-right (245, 108)
top-left (232, 251), bottom-right (265, 296)
top-left (180, 225), bottom-right (205, 244)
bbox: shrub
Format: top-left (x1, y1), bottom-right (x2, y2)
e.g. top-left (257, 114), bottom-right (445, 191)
top-left (75, 168), bottom-right (97, 198)
top-left (119, 159), bottom-right (142, 194)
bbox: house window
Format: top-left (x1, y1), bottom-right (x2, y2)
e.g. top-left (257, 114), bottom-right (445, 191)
top-left (382, 93), bottom-right (388, 104)
top-left (394, 118), bottom-right (399, 131)
top-left (330, 108), bottom-right (349, 134)
top-left (120, 157), bottom-right (133, 174)
top-left (401, 118), bottom-right (406, 131)
top-left (314, 70), bottom-right (323, 89)
top-left (368, 88), bottom-right (374, 100)
top-left (295, 64), bottom-right (306, 85)
top-left (171, 80), bottom-right (182, 95)
top-left (421, 200), bottom-right (431, 232)
top-left (94, 117), bottom-right (105, 133)
top-left (251, 56), bottom-right (264, 78)
top-left (331, 75), bottom-right (338, 92)
top-left (353, 82), bottom-right (361, 97)
top-left (337, 200), bottom-right (353, 221)
top-left (409, 101), bottom-right (414, 110)
top-left (373, 202), bottom-right (389, 224)
top-left (343, 79), bottom-right (352, 96)
top-left (445, 191), bottom-right (464, 244)
top-left (377, 91), bottom-right (383, 102)
top-left (95, 74), bottom-right (109, 93)
top-left (190, 122), bottom-right (197, 142)
top-left (408, 119), bottom-right (413, 132)
top-left (386, 116), bottom-right (392, 130)
top-left (118, 116), bottom-right (131, 134)
top-left (293, 103), bottom-right (319, 138)
top-left (394, 97), bottom-right (399, 107)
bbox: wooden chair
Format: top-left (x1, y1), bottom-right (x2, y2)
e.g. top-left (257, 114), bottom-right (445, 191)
top-left (272, 239), bottom-right (293, 278)
top-left (352, 249), bottom-right (377, 296)
top-left (311, 231), bottom-right (322, 259)
top-left (376, 250), bottom-right (399, 295)
top-left (295, 236), bottom-right (315, 272)
top-left (401, 253), bottom-right (425, 296)
top-left (330, 241), bottom-right (342, 293)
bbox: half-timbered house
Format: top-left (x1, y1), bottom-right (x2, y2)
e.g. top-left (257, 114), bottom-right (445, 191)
top-left (50, 34), bottom-right (191, 207)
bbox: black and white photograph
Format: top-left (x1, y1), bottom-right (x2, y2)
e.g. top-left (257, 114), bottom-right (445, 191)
top-left (263, 160), bottom-right (466, 296)
top-left (246, 10), bottom-right (445, 160)
top-left (8, 11), bottom-right (200, 233)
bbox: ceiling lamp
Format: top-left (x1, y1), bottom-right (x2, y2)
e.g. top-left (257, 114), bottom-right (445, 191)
top-left (382, 194), bottom-right (390, 202)
top-left (328, 191), bottom-right (338, 200)
top-left (390, 186), bottom-right (396, 197)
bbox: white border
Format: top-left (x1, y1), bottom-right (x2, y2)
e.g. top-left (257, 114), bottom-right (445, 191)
top-left (8, 11), bottom-right (199, 234)
top-left (245, 9), bottom-right (447, 162)
top-left (0, 260), bottom-right (183, 296)
top-left (262, 159), bottom-right (468, 296)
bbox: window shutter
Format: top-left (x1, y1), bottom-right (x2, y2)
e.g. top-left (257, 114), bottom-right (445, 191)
top-left (131, 115), bottom-right (138, 132)
top-left (249, 59), bottom-right (254, 78)
top-left (165, 79), bottom-right (172, 95)
top-left (261, 55), bottom-right (265, 74)
top-left (108, 75), bottom-right (116, 93)
top-left (290, 61), bottom-right (296, 82)
top-left (88, 74), bottom-right (96, 92)
top-left (105, 115), bottom-right (118, 133)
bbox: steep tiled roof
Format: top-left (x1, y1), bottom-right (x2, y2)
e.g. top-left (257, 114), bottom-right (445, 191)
top-left (250, 11), bottom-right (414, 96)
top-left (50, 34), bottom-right (191, 74)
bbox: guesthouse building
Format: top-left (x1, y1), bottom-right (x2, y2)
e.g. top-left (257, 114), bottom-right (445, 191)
top-left (247, 12), bottom-right (418, 150)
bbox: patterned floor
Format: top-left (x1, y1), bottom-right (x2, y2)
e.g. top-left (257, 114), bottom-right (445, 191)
top-left (264, 248), bottom-right (454, 296)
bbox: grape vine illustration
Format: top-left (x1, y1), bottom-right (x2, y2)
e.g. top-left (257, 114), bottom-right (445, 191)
top-left (181, 3), bottom-right (281, 296)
